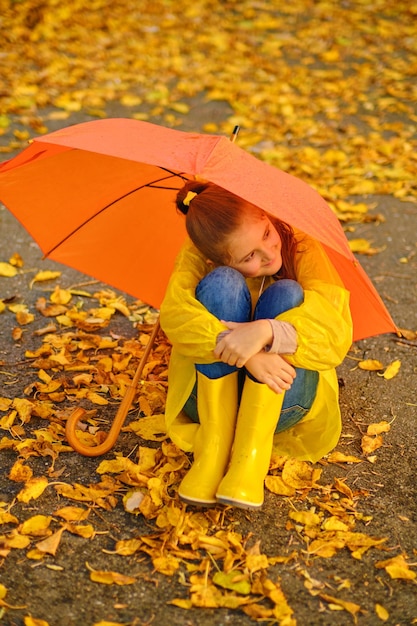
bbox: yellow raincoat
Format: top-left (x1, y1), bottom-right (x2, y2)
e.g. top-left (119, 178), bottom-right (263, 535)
top-left (160, 229), bottom-right (353, 463)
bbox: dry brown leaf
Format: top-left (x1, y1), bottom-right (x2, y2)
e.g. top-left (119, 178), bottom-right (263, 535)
top-left (35, 526), bottom-right (65, 556)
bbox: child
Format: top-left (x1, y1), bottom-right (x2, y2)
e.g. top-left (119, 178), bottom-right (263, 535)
top-left (160, 181), bottom-right (353, 509)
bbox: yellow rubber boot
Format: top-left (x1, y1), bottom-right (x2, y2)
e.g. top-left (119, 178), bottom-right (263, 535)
top-left (216, 377), bottom-right (285, 510)
top-left (178, 371), bottom-right (238, 506)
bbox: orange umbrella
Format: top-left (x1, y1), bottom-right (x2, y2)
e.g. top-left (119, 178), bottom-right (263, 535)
top-left (0, 119), bottom-right (396, 453)
top-left (1, 118), bottom-right (395, 339)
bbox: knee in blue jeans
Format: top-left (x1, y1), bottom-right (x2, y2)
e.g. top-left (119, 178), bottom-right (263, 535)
top-left (195, 266), bottom-right (251, 323)
top-left (194, 266), bottom-right (251, 380)
top-left (278, 279), bottom-right (304, 309)
top-left (255, 279), bottom-right (303, 320)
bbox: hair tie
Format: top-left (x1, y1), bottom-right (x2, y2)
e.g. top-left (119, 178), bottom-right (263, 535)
top-left (183, 191), bottom-right (197, 207)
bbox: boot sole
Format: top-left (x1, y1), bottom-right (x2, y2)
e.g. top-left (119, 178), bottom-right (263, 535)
top-left (216, 495), bottom-right (263, 510)
top-left (178, 493), bottom-right (217, 508)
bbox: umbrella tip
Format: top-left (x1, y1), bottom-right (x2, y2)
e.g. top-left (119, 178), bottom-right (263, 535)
top-left (230, 126), bottom-right (240, 143)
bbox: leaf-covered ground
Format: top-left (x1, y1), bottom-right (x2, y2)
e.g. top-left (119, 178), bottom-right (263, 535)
top-left (0, 1), bottom-right (416, 625)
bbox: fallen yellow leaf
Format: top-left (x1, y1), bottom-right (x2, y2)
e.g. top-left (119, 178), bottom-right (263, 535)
top-left (0, 262), bottom-right (17, 277)
top-left (308, 538), bottom-right (345, 558)
top-left (281, 458), bottom-right (321, 490)
top-left (89, 568), bottom-right (137, 585)
top-left (381, 359), bottom-right (401, 379)
top-left (9, 459), bottom-right (33, 482)
top-left (12, 398), bottom-right (34, 422)
top-left (348, 238), bottom-right (384, 255)
top-left (24, 617), bottom-right (50, 626)
top-left (367, 421), bottom-right (391, 436)
top-left (289, 509), bottom-right (321, 527)
top-left (53, 506), bottom-right (90, 522)
top-left (0, 397), bottom-right (13, 411)
top-left (113, 538), bottom-right (143, 556)
top-left (30, 270), bottom-right (62, 287)
top-left (3, 534), bottom-right (30, 549)
top-left (319, 593), bottom-right (361, 620)
top-left (213, 571), bottom-right (251, 595)
top-left (361, 434), bottom-right (384, 455)
top-left (152, 554), bottom-right (180, 576)
top-left (93, 622), bottom-right (127, 626)
top-left (375, 554), bottom-right (417, 580)
top-left (66, 523), bottom-right (95, 539)
top-left (17, 477), bottom-right (49, 503)
top-left (128, 413), bottom-right (168, 441)
top-left (20, 515), bottom-right (52, 537)
top-left (265, 474), bottom-right (296, 496)
top-left (327, 451), bottom-right (363, 464)
top-left (358, 359), bottom-right (384, 371)
top-left (50, 286), bottom-right (72, 305)
top-left (0, 509), bottom-right (19, 525)
top-left (375, 603), bottom-right (389, 621)
top-left (86, 391), bottom-right (109, 405)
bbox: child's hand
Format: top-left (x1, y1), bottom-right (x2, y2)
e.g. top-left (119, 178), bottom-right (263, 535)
top-left (245, 352), bottom-right (296, 394)
top-left (214, 320), bottom-right (273, 368)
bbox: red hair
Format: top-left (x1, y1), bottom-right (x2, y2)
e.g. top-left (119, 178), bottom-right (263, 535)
top-left (177, 181), bottom-right (298, 280)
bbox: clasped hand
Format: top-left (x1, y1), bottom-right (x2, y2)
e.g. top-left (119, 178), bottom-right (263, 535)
top-left (214, 320), bottom-right (296, 394)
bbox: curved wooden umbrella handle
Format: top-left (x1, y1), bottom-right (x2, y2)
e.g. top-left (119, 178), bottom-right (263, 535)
top-left (65, 318), bottom-right (161, 456)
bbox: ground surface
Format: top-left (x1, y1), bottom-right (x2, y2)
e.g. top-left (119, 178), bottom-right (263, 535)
top-left (1, 2), bottom-right (417, 625)
top-left (1, 138), bottom-right (416, 626)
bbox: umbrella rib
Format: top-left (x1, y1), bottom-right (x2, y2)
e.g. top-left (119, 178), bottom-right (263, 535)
top-left (44, 170), bottom-right (187, 257)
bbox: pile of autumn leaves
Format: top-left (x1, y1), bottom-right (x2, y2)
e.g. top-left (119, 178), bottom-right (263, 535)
top-left (0, 264), bottom-right (415, 626)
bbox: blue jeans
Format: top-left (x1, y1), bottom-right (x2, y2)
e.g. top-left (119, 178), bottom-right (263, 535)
top-left (183, 267), bottom-right (318, 433)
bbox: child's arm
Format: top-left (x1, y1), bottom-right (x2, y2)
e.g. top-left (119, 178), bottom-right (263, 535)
top-left (245, 352), bottom-right (296, 394)
top-left (214, 318), bottom-right (297, 367)
top-left (213, 319), bottom-right (273, 368)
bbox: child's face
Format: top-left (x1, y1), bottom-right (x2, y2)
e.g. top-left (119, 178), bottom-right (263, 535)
top-left (226, 213), bottom-right (283, 278)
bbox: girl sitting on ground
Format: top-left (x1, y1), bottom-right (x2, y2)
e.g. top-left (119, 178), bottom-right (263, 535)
top-left (160, 181), bottom-right (353, 509)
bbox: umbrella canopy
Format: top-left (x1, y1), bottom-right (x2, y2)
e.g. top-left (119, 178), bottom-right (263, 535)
top-left (0, 118), bottom-right (396, 341)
